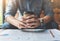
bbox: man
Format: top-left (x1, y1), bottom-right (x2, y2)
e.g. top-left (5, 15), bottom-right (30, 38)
top-left (2, 0), bottom-right (58, 29)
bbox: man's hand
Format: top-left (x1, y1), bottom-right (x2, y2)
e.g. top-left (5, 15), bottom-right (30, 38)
top-left (18, 19), bottom-right (27, 29)
top-left (5, 15), bottom-right (28, 29)
top-left (25, 18), bottom-right (40, 28)
top-left (19, 21), bottom-right (26, 29)
top-left (23, 15), bottom-right (40, 28)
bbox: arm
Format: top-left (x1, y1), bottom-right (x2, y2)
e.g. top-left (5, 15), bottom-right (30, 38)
top-left (5, 0), bottom-right (18, 27)
top-left (40, 0), bottom-right (54, 23)
top-left (4, 0), bottom-right (26, 29)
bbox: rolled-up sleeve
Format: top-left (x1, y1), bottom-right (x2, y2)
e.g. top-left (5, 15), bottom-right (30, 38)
top-left (43, 0), bottom-right (54, 17)
top-left (4, 0), bottom-right (18, 18)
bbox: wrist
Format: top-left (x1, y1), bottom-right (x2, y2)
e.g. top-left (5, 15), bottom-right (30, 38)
top-left (39, 18), bottom-right (44, 23)
top-left (38, 18), bottom-right (46, 29)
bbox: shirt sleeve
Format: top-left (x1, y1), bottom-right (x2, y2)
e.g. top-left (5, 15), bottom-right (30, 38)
top-left (43, 0), bottom-right (54, 17)
top-left (4, 0), bottom-right (18, 18)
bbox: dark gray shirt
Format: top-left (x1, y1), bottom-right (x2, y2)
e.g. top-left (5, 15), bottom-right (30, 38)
top-left (5, 0), bottom-right (53, 17)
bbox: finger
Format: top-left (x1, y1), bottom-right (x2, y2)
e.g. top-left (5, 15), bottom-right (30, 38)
top-left (27, 23), bottom-right (36, 26)
top-left (25, 18), bottom-right (38, 23)
top-left (19, 21), bottom-right (27, 28)
top-left (20, 19), bottom-right (26, 24)
top-left (25, 15), bottom-right (37, 20)
top-left (19, 24), bottom-right (27, 29)
top-left (18, 24), bottom-right (25, 29)
top-left (26, 20), bottom-right (40, 27)
top-left (27, 23), bottom-right (39, 28)
top-left (22, 16), bottom-right (26, 20)
top-left (27, 25), bottom-right (37, 28)
top-left (30, 23), bottom-right (38, 26)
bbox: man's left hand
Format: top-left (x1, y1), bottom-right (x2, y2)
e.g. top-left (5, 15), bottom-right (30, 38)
top-left (23, 15), bottom-right (40, 28)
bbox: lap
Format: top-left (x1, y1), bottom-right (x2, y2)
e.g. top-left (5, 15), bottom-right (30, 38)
top-left (2, 22), bottom-right (18, 29)
top-left (2, 21), bottom-right (58, 29)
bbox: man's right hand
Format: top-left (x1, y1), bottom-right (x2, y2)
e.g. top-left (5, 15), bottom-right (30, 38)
top-left (5, 15), bottom-right (27, 29)
top-left (18, 19), bottom-right (27, 29)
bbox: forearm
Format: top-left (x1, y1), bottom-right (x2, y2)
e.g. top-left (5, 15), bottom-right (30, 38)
top-left (42, 0), bottom-right (53, 23)
top-left (5, 16), bottom-right (20, 28)
top-left (43, 16), bottom-right (51, 23)
top-left (39, 16), bottom-right (51, 24)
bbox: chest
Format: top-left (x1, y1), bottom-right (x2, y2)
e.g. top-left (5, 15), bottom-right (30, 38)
top-left (18, 0), bottom-right (43, 11)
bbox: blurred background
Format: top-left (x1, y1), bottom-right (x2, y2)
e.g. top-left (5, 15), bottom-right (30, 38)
top-left (0, 0), bottom-right (60, 28)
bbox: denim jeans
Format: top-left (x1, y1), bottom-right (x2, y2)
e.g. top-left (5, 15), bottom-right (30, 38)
top-left (2, 22), bottom-right (58, 29)
top-left (2, 22), bottom-right (18, 29)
